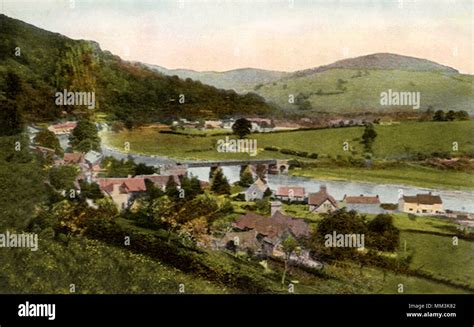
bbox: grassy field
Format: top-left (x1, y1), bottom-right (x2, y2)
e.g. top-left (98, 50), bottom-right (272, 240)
top-left (102, 121), bottom-right (474, 160)
top-left (102, 121), bottom-right (474, 189)
top-left (291, 164), bottom-right (474, 190)
top-left (0, 237), bottom-right (231, 294)
top-left (399, 231), bottom-right (474, 289)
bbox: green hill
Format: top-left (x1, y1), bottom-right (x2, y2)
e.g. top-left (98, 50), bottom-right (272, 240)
top-left (256, 67), bottom-right (474, 113)
top-left (0, 14), bottom-right (274, 124)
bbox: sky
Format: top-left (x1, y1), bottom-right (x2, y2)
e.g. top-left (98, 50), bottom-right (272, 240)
top-left (1, 0), bottom-right (473, 73)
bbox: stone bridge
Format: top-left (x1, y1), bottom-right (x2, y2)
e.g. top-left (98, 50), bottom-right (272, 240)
top-left (177, 159), bottom-right (290, 174)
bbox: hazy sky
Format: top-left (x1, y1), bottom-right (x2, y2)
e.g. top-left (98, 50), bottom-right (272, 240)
top-left (2, 0), bottom-right (473, 73)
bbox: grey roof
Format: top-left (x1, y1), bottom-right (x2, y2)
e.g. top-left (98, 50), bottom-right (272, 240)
top-left (85, 150), bottom-right (103, 165)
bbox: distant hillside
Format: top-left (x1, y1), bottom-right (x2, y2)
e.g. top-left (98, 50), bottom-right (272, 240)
top-left (0, 14), bottom-right (274, 124)
top-left (256, 54), bottom-right (473, 113)
top-left (290, 53), bottom-right (459, 78)
top-left (146, 65), bottom-right (289, 94)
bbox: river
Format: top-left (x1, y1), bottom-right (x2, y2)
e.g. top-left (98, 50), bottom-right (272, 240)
top-left (62, 133), bottom-right (474, 213)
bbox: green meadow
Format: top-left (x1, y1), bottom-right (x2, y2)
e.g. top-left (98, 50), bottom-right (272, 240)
top-left (103, 121), bottom-right (474, 160)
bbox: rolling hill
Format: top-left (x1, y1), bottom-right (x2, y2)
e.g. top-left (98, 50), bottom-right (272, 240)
top-left (146, 64), bottom-right (289, 94)
top-left (256, 65), bottom-right (474, 113)
top-left (0, 14), bottom-right (274, 124)
top-left (150, 53), bottom-right (473, 114)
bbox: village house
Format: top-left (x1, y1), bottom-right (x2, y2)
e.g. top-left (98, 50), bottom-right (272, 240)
top-left (135, 174), bottom-right (181, 191)
top-left (96, 177), bottom-right (147, 210)
top-left (275, 186), bottom-right (306, 202)
top-left (221, 118), bottom-right (236, 130)
top-left (27, 125), bottom-right (41, 143)
top-left (272, 121), bottom-right (301, 131)
top-left (62, 152), bottom-right (86, 165)
top-left (247, 118), bottom-right (273, 132)
top-left (221, 210), bottom-right (309, 256)
top-left (84, 150), bottom-right (103, 167)
top-left (342, 194), bottom-right (382, 214)
top-left (244, 178), bottom-right (269, 201)
top-left (204, 120), bottom-right (223, 129)
top-left (399, 192), bottom-right (444, 215)
top-left (47, 121), bottom-right (77, 135)
top-left (308, 186), bottom-right (338, 213)
top-left (30, 145), bottom-right (57, 161)
top-left (160, 164), bottom-right (188, 177)
top-left (84, 150), bottom-right (104, 177)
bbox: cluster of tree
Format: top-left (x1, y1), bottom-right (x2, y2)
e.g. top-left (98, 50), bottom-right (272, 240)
top-left (232, 118), bottom-right (252, 139)
top-left (101, 156), bottom-right (157, 177)
top-left (0, 134), bottom-right (46, 229)
top-left (0, 71), bottom-right (25, 136)
top-left (1, 15), bottom-right (275, 126)
top-left (309, 209), bottom-right (400, 261)
top-left (34, 129), bottom-right (63, 155)
top-left (360, 123), bottom-right (377, 152)
top-left (210, 167), bottom-right (231, 195)
top-left (432, 110), bottom-right (469, 122)
top-left (239, 165), bottom-right (254, 187)
top-left (70, 119), bottom-right (100, 153)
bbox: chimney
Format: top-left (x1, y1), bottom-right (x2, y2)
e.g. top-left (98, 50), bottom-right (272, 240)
top-left (270, 201), bottom-right (282, 216)
top-left (360, 194), bottom-right (364, 197)
top-left (320, 185), bottom-right (327, 193)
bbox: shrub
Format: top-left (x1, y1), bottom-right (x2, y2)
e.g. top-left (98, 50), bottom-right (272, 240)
top-left (264, 146), bottom-right (279, 152)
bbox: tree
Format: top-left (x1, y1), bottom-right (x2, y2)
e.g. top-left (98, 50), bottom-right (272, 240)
top-left (433, 110), bottom-right (446, 121)
top-left (180, 175), bottom-right (203, 200)
top-left (255, 164), bottom-right (267, 182)
top-left (239, 165), bottom-right (254, 187)
top-left (78, 180), bottom-right (103, 200)
top-left (144, 179), bottom-right (164, 199)
top-left (210, 168), bottom-right (231, 195)
top-left (232, 118), bottom-right (252, 139)
top-left (446, 110), bottom-right (456, 121)
top-left (281, 236), bottom-right (299, 285)
top-left (134, 163), bottom-right (156, 175)
top-left (34, 130), bottom-right (63, 155)
top-left (70, 119), bottom-right (100, 152)
top-left (5, 71), bottom-right (23, 100)
top-left (48, 166), bottom-right (79, 191)
top-left (311, 209), bottom-right (368, 260)
top-left (149, 196), bottom-right (186, 243)
top-left (165, 176), bottom-right (180, 200)
top-left (361, 123), bottom-right (377, 152)
top-left (298, 100), bottom-right (312, 111)
top-left (366, 214), bottom-right (400, 252)
top-left (0, 101), bottom-right (23, 136)
top-left (455, 110), bottom-right (469, 121)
